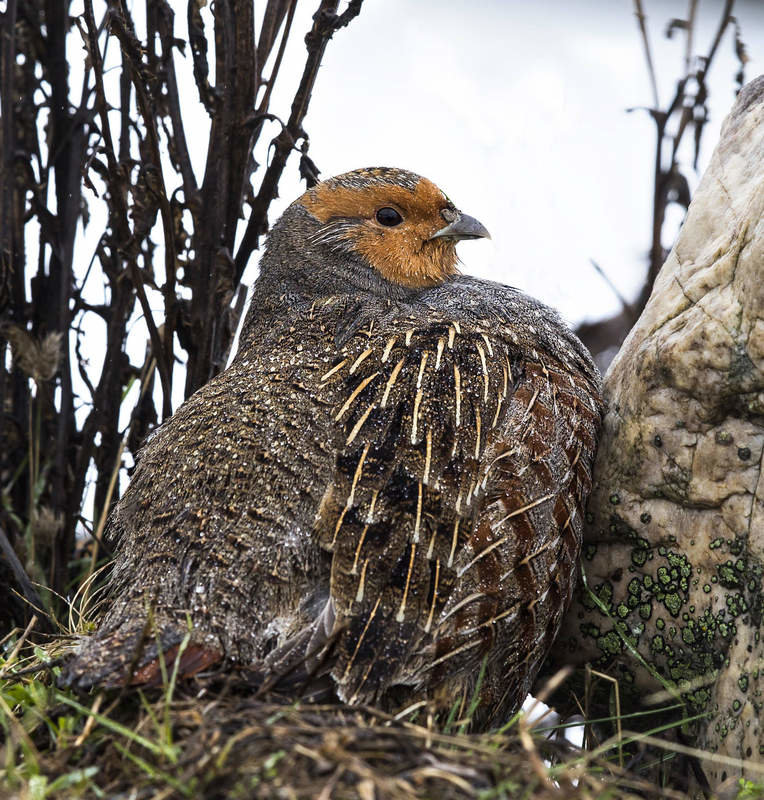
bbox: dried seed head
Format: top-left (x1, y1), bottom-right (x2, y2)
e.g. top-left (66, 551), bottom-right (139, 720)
top-left (30, 506), bottom-right (64, 550)
top-left (4, 326), bottom-right (63, 383)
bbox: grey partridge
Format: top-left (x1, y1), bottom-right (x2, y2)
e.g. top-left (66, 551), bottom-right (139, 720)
top-left (62, 167), bottom-right (603, 726)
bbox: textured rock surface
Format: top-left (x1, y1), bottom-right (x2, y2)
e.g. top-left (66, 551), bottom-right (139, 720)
top-left (549, 75), bottom-right (764, 787)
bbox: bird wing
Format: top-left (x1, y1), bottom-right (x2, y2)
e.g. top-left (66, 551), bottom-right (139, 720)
top-left (312, 311), bottom-right (600, 707)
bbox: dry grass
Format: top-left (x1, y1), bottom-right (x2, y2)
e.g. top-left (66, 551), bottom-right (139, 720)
top-left (0, 637), bottom-right (713, 800)
top-left (2, 614), bottom-right (763, 799)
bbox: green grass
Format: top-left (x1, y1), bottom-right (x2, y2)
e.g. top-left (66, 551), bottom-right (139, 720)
top-left (0, 563), bottom-right (760, 799)
top-left (2, 630), bottom-right (740, 800)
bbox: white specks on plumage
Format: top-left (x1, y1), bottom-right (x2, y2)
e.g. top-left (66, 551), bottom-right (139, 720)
top-left (82, 167), bottom-right (602, 722)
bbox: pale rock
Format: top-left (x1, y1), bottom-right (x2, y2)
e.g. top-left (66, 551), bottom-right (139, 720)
top-left (548, 76), bottom-right (764, 790)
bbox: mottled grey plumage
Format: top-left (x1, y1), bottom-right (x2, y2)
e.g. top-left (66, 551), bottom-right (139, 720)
top-left (63, 168), bottom-right (603, 724)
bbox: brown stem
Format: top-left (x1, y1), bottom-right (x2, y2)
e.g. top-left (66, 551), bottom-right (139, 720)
top-left (156, 1), bottom-right (199, 204)
top-left (83, 0), bottom-right (173, 420)
top-left (233, 0), bottom-right (364, 280)
top-left (108, 10), bottom-right (180, 417)
top-left (633, 0), bottom-right (659, 109)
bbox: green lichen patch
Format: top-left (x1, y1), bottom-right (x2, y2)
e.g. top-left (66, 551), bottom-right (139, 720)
top-left (717, 561), bottom-right (743, 589)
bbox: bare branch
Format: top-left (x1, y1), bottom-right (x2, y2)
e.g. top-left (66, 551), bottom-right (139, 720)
top-left (633, 0), bottom-right (660, 109)
top-left (233, 0), bottom-right (365, 279)
top-left (83, 0), bottom-right (173, 421)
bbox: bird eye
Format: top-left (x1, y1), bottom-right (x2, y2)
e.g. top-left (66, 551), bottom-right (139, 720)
top-left (375, 207), bottom-right (403, 227)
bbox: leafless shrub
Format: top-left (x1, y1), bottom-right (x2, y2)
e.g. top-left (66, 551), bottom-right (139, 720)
top-left (0, 0), bottom-right (364, 626)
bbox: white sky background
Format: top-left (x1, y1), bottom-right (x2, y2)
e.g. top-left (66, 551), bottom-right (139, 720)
top-left (54, 0), bottom-right (763, 516)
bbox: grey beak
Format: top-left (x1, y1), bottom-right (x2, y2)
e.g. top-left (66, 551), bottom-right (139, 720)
top-left (429, 213), bottom-right (491, 242)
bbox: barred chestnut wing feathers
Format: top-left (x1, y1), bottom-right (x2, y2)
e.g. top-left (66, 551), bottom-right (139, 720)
top-left (314, 309), bottom-right (601, 718)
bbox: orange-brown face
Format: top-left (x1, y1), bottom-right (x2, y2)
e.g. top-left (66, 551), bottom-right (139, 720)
top-left (297, 169), bottom-right (488, 289)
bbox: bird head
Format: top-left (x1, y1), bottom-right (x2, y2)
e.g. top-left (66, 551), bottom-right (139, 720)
top-left (263, 167), bottom-right (489, 296)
